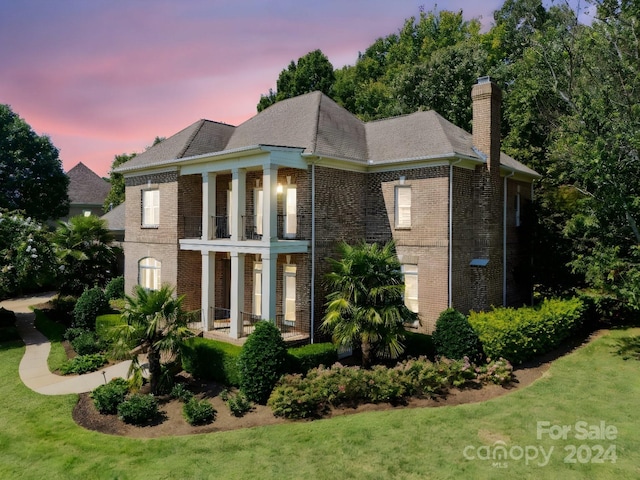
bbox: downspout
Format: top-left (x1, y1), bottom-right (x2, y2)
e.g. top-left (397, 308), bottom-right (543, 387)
top-left (503, 170), bottom-right (515, 306)
top-left (310, 161), bottom-right (316, 344)
top-left (448, 158), bottom-right (462, 308)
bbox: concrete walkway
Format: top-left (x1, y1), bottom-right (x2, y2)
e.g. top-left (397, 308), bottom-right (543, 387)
top-left (1, 293), bottom-right (135, 396)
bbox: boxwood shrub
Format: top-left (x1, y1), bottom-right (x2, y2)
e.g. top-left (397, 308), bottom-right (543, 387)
top-left (92, 377), bottom-right (129, 414)
top-left (72, 287), bottom-right (109, 331)
top-left (95, 314), bottom-right (125, 341)
top-left (469, 297), bottom-right (585, 365)
top-left (287, 342), bottom-right (338, 373)
top-left (117, 394), bottom-right (159, 425)
top-left (238, 321), bottom-right (289, 404)
top-left (432, 308), bottom-right (483, 362)
top-left (183, 397), bottom-right (216, 425)
top-left (180, 337), bottom-right (242, 386)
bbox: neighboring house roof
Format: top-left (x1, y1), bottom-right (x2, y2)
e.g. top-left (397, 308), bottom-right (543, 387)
top-left (101, 202), bottom-right (125, 232)
top-left (67, 162), bottom-right (111, 205)
top-left (115, 91), bottom-right (539, 178)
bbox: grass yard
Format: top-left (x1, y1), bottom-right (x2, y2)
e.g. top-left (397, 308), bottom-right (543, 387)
top-left (0, 328), bottom-right (639, 479)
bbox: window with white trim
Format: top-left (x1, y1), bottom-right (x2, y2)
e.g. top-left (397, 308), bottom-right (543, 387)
top-left (142, 189), bottom-right (159, 227)
top-left (284, 185), bottom-right (297, 238)
top-left (139, 257), bottom-right (161, 290)
top-left (402, 264), bottom-right (419, 313)
top-left (253, 262), bottom-right (262, 316)
top-left (395, 186), bottom-right (411, 228)
top-left (254, 188), bottom-right (263, 236)
top-left (283, 264), bottom-right (296, 324)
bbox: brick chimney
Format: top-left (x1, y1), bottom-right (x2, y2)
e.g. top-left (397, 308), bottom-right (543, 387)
top-left (470, 76), bottom-right (504, 311)
top-left (471, 76), bottom-right (502, 177)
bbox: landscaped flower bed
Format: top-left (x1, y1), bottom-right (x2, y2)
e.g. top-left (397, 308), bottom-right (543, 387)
top-left (268, 357), bottom-right (513, 419)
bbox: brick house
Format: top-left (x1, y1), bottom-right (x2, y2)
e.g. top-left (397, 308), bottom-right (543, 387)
top-left (116, 78), bottom-right (538, 342)
top-left (63, 162), bottom-right (111, 221)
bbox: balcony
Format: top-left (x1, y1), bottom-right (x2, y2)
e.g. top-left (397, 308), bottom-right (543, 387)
top-left (182, 215), bottom-right (307, 241)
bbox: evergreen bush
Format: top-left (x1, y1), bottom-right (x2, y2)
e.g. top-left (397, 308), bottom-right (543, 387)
top-left (117, 394), bottom-right (159, 425)
top-left (432, 308), bottom-right (483, 362)
top-left (72, 287), bottom-right (109, 330)
top-left (91, 377), bottom-right (129, 414)
top-left (104, 276), bottom-right (125, 300)
top-left (287, 342), bottom-right (338, 373)
top-left (238, 321), bottom-right (289, 404)
top-left (71, 330), bottom-right (104, 355)
top-left (182, 397), bottom-right (216, 425)
top-left (180, 337), bottom-right (241, 386)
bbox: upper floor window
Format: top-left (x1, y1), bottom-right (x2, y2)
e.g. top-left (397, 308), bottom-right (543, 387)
top-left (402, 264), bottom-right (419, 313)
top-left (515, 193), bottom-right (521, 227)
top-left (142, 189), bottom-right (159, 227)
top-left (284, 185), bottom-right (297, 238)
top-left (395, 186), bottom-right (411, 228)
top-left (139, 257), bottom-right (161, 290)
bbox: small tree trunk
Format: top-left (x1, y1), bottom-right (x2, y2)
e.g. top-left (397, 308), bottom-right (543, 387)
top-left (148, 348), bottom-right (162, 394)
top-left (361, 340), bottom-right (372, 368)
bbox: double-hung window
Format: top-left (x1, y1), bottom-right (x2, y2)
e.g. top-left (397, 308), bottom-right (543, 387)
top-left (142, 189), bottom-right (159, 227)
top-left (395, 186), bottom-right (411, 228)
top-left (402, 264), bottom-right (419, 313)
top-left (284, 186), bottom-right (297, 238)
top-left (283, 264), bottom-right (296, 324)
top-left (139, 257), bottom-right (161, 290)
top-left (253, 262), bottom-right (262, 316)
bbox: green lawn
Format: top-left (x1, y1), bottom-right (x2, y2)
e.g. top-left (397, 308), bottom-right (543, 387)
top-left (1, 328), bottom-right (639, 479)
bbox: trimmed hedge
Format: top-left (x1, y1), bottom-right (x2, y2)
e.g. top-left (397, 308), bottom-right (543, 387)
top-left (72, 287), bottom-right (109, 330)
top-left (180, 337), bottom-right (242, 386)
top-left (287, 343), bottom-right (338, 373)
top-left (469, 297), bottom-right (585, 365)
top-left (403, 331), bottom-right (435, 359)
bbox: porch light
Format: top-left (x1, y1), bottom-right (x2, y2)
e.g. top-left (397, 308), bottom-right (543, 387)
top-left (277, 184), bottom-right (283, 194)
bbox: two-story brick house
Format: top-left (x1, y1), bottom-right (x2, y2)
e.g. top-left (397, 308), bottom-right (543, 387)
top-left (116, 78), bottom-right (538, 342)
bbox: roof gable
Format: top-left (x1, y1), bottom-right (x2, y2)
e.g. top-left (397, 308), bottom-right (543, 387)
top-left (67, 162), bottom-right (110, 205)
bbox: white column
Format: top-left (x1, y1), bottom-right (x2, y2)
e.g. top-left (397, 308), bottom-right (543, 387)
top-left (231, 168), bottom-right (246, 241)
top-left (201, 252), bottom-right (215, 330)
top-left (262, 166), bottom-right (278, 242)
top-left (261, 252), bottom-right (277, 321)
top-left (202, 172), bottom-right (216, 240)
top-left (230, 252), bottom-right (245, 338)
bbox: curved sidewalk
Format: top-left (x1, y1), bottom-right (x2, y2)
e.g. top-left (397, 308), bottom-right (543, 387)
top-left (1, 293), bottom-right (134, 396)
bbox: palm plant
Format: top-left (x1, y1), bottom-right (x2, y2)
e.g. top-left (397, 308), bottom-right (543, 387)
top-left (322, 240), bottom-right (418, 367)
top-left (53, 215), bottom-right (118, 295)
top-left (114, 284), bottom-right (193, 394)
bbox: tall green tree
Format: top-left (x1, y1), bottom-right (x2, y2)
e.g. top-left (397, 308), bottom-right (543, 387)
top-left (257, 49), bottom-right (335, 112)
top-left (115, 284), bottom-right (193, 394)
top-left (103, 153), bottom-right (135, 211)
top-left (0, 104), bottom-right (69, 221)
top-left (549, 0), bottom-right (640, 307)
top-left (322, 241), bottom-right (417, 367)
top-left (53, 215), bottom-right (118, 295)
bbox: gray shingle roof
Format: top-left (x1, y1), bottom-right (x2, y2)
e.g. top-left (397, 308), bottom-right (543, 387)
top-left (67, 162), bottom-right (111, 205)
top-left (101, 201), bottom-right (125, 231)
top-left (115, 91), bottom-right (539, 177)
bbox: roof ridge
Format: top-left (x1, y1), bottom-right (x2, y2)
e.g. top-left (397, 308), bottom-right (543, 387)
top-left (311, 92), bottom-right (323, 153)
top-left (177, 119), bottom-right (206, 159)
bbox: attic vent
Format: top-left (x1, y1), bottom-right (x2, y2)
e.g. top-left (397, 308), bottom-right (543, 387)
top-left (477, 76), bottom-right (491, 84)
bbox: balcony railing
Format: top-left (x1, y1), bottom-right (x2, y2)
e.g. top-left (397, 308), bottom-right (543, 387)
top-left (182, 215), bottom-right (306, 241)
top-left (206, 307), bottom-right (307, 339)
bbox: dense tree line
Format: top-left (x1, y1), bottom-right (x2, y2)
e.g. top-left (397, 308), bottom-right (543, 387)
top-left (259, 0), bottom-right (640, 310)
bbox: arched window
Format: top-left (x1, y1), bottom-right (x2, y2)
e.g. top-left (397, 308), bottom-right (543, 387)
top-left (139, 257), bottom-right (161, 290)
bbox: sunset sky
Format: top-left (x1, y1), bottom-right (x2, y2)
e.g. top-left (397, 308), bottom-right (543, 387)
top-left (0, 1), bottom-right (592, 177)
